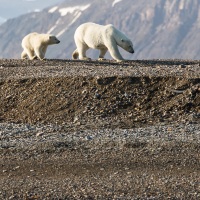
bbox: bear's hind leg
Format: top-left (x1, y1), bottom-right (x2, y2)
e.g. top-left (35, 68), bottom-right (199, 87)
top-left (77, 44), bottom-right (91, 60)
top-left (72, 49), bottom-right (79, 59)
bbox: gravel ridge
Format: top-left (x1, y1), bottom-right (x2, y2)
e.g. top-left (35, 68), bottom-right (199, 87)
top-left (0, 59), bottom-right (200, 80)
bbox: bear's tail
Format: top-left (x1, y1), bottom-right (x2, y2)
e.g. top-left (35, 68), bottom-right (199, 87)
top-left (72, 49), bottom-right (79, 59)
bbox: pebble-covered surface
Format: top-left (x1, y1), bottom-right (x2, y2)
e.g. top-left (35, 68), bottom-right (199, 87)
top-left (0, 59), bottom-right (200, 199)
top-left (1, 122), bottom-right (199, 151)
top-left (0, 122), bottom-right (200, 199)
top-left (0, 59), bottom-right (200, 80)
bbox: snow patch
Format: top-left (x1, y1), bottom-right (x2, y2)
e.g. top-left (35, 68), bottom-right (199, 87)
top-left (57, 12), bottom-right (81, 37)
top-left (47, 19), bottom-right (62, 34)
top-left (47, 4), bottom-right (90, 36)
top-left (179, 0), bottom-right (185, 10)
top-left (112, 0), bottom-right (123, 7)
top-left (0, 16), bottom-right (6, 25)
top-left (49, 6), bottom-right (58, 13)
top-left (141, 9), bottom-right (154, 21)
top-left (34, 9), bottom-right (40, 12)
top-left (59, 4), bottom-right (90, 16)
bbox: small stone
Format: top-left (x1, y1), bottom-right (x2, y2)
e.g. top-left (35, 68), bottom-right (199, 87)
top-left (73, 116), bottom-right (79, 123)
top-left (85, 135), bottom-right (93, 140)
top-left (36, 132), bottom-right (43, 137)
top-left (95, 93), bottom-right (101, 99)
top-left (82, 89), bottom-right (87, 94)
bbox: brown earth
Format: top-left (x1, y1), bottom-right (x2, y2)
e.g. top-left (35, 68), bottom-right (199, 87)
top-left (0, 59), bottom-right (200, 128)
top-left (1, 75), bottom-right (200, 129)
top-left (0, 59), bottom-right (200, 199)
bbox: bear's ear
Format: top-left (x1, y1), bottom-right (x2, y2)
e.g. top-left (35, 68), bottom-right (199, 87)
top-left (121, 39), bottom-right (124, 42)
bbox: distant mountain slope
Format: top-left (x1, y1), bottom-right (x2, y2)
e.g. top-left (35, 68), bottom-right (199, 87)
top-left (0, 0), bottom-right (63, 19)
top-left (0, 0), bottom-right (200, 60)
top-left (0, 17), bottom-right (6, 25)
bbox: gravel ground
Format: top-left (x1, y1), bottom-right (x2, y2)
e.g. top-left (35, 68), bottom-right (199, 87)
top-left (0, 122), bottom-right (200, 199)
top-left (0, 59), bottom-right (200, 80)
top-left (0, 59), bottom-right (200, 199)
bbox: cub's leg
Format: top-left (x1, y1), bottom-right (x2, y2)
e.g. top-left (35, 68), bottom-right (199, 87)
top-left (34, 46), bottom-right (45, 60)
top-left (42, 46), bottom-right (47, 57)
top-left (25, 48), bottom-right (37, 60)
top-left (21, 50), bottom-right (27, 59)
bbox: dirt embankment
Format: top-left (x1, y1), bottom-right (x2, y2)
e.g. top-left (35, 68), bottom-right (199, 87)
top-left (1, 76), bottom-right (200, 128)
top-left (0, 59), bottom-right (200, 128)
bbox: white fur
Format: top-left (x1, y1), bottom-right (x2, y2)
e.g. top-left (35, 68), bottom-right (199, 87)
top-left (21, 32), bottom-right (60, 60)
top-left (72, 22), bottom-right (134, 61)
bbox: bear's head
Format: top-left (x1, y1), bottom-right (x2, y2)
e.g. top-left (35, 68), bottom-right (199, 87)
top-left (118, 39), bottom-right (134, 54)
top-left (48, 35), bottom-right (60, 45)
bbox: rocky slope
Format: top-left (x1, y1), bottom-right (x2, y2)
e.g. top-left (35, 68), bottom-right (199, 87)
top-left (0, 0), bottom-right (200, 60)
top-left (1, 59), bottom-right (200, 127)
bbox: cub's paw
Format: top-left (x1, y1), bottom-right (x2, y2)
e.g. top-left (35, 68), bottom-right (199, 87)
top-left (30, 56), bottom-right (38, 60)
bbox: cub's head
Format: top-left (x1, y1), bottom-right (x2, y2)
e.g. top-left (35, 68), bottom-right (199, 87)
top-left (48, 35), bottom-right (60, 45)
top-left (119, 39), bottom-right (134, 54)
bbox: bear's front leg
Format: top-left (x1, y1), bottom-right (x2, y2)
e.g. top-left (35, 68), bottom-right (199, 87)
top-left (98, 48), bottom-right (108, 61)
top-left (105, 39), bottom-right (124, 62)
top-left (108, 44), bottom-right (124, 62)
top-left (79, 55), bottom-right (92, 61)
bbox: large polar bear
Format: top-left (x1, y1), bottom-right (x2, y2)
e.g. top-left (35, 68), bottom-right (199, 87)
top-left (21, 32), bottom-right (60, 60)
top-left (72, 22), bottom-right (134, 62)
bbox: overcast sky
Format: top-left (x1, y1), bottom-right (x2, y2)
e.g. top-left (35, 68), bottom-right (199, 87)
top-left (0, 0), bottom-right (63, 20)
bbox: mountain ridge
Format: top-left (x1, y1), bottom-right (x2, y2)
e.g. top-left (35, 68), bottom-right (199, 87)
top-left (0, 0), bottom-right (200, 60)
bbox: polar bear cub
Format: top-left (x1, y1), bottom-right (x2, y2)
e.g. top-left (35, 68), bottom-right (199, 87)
top-left (72, 22), bottom-right (134, 62)
top-left (21, 32), bottom-right (60, 60)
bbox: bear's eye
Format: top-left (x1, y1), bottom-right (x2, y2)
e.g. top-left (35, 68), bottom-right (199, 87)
top-left (121, 39), bottom-right (124, 42)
